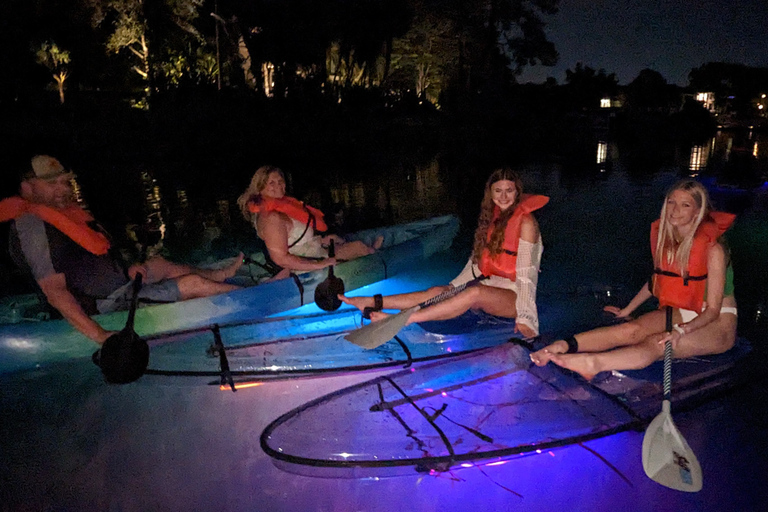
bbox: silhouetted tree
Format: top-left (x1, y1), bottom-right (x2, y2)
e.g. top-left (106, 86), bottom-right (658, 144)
top-left (625, 69), bottom-right (678, 113)
top-left (564, 62), bottom-right (618, 110)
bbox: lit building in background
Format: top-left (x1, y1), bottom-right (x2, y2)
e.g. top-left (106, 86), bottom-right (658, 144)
top-left (695, 92), bottom-right (716, 113)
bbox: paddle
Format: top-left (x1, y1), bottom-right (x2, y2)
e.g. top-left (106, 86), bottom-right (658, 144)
top-left (92, 273), bottom-right (150, 384)
top-left (641, 306), bottom-right (703, 492)
top-left (344, 276), bottom-right (488, 349)
top-left (314, 239), bottom-right (345, 311)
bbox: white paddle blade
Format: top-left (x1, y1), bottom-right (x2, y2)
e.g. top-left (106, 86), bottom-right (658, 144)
top-left (344, 306), bottom-right (419, 349)
top-left (642, 401), bottom-right (703, 492)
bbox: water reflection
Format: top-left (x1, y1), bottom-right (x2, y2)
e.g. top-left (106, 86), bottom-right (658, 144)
top-left (596, 141), bottom-right (608, 166)
top-left (687, 130), bottom-right (768, 186)
top-left (689, 144), bottom-right (708, 175)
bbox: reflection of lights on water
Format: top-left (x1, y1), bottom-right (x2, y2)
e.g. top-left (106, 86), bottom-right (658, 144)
top-left (754, 142), bottom-right (759, 158)
top-left (596, 141), bottom-right (608, 165)
top-left (219, 381), bottom-right (263, 391)
top-left (689, 145), bottom-right (706, 172)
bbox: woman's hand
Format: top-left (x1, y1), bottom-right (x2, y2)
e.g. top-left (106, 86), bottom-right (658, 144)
top-left (604, 305), bottom-right (630, 319)
top-left (658, 323), bottom-right (685, 350)
top-left (514, 322), bottom-right (537, 339)
top-left (323, 257), bottom-right (337, 268)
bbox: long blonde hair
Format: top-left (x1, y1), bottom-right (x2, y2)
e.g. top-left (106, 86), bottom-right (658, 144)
top-left (237, 165), bottom-right (285, 222)
top-left (654, 179), bottom-right (711, 275)
top-left (471, 168), bottom-right (524, 263)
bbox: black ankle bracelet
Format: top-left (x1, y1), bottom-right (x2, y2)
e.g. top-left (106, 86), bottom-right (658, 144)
top-left (565, 335), bottom-right (579, 354)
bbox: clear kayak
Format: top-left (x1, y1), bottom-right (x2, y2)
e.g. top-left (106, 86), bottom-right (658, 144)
top-left (260, 337), bottom-right (753, 477)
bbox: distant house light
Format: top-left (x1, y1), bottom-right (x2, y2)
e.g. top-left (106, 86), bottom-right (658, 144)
top-left (695, 92), bottom-right (716, 112)
top-left (600, 98), bottom-right (611, 108)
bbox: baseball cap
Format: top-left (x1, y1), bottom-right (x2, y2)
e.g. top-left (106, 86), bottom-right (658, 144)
top-left (26, 155), bottom-right (74, 181)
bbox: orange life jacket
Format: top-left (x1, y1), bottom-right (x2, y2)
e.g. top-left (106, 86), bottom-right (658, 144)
top-left (247, 195), bottom-right (328, 234)
top-left (477, 194), bottom-right (549, 280)
top-left (651, 211), bottom-right (736, 312)
top-left (0, 196), bottom-right (110, 255)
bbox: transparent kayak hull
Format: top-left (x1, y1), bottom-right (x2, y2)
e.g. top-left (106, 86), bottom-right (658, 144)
top-left (260, 338), bottom-right (753, 477)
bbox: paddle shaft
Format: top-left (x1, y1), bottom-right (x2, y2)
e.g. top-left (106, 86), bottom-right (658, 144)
top-left (327, 239), bottom-right (336, 277)
top-left (125, 272), bottom-right (143, 330)
top-left (418, 275), bottom-right (489, 309)
top-left (343, 275), bottom-right (489, 349)
top-left (663, 305), bottom-right (673, 401)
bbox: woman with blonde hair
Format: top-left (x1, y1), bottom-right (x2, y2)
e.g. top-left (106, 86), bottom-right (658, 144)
top-left (530, 179), bottom-right (738, 380)
top-left (340, 167), bottom-right (547, 339)
top-left (237, 165), bottom-right (381, 273)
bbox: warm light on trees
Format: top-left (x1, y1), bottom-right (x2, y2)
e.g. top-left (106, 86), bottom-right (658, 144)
top-left (35, 41), bottom-right (71, 104)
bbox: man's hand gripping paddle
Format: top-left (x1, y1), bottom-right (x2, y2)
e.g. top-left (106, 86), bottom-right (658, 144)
top-left (641, 306), bottom-right (703, 492)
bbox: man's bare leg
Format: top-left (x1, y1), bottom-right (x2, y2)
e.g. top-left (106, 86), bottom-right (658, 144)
top-left (143, 253), bottom-right (244, 283)
top-left (174, 274), bottom-right (240, 300)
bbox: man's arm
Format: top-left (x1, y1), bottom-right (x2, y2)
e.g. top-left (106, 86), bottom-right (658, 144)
top-left (38, 272), bottom-right (113, 343)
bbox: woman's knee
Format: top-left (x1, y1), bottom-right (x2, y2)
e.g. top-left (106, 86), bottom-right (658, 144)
top-left (711, 329), bottom-right (737, 355)
top-left (614, 320), bottom-right (646, 343)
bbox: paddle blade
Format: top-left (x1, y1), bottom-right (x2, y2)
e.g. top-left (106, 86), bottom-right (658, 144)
top-left (315, 276), bottom-right (345, 311)
top-left (95, 329), bottom-right (149, 384)
top-left (642, 401), bottom-right (703, 492)
top-left (344, 306), bottom-right (418, 349)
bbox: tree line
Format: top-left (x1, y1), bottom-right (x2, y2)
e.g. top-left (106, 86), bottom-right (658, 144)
top-left (2, 0), bottom-right (559, 108)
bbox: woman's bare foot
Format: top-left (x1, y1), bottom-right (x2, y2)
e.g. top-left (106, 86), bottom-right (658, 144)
top-left (338, 294), bottom-right (374, 312)
top-left (208, 252), bottom-right (245, 281)
top-left (548, 353), bottom-right (599, 381)
top-left (529, 340), bottom-right (569, 367)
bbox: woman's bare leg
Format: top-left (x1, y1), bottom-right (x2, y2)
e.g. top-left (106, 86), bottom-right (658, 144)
top-left (339, 285), bottom-right (450, 312)
top-left (549, 332), bottom-right (667, 380)
top-left (335, 239), bottom-right (382, 260)
top-left (530, 309), bottom-right (668, 366)
top-left (672, 309), bottom-right (737, 358)
top-left (367, 285), bottom-right (517, 325)
top-left (546, 306), bottom-right (737, 380)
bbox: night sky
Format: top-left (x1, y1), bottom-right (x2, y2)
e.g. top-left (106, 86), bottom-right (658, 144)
top-left (518, 0), bottom-right (768, 86)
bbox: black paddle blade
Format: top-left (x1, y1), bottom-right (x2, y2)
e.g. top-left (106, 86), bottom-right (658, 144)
top-left (315, 276), bottom-right (345, 311)
top-left (314, 238), bottom-right (345, 311)
top-left (93, 273), bottom-right (148, 384)
top-left (94, 329), bottom-right (149, 384)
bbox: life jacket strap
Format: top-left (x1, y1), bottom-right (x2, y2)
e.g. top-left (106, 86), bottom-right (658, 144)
top-left (653, 268), bottom-right (707, 287)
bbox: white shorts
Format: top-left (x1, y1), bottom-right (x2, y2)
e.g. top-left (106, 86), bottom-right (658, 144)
top-left (679, 305), bottom-right (738, 323)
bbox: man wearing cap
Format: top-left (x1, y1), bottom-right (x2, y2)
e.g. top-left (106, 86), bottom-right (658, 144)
top-left (0, 155), bottom-right (243, 343)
